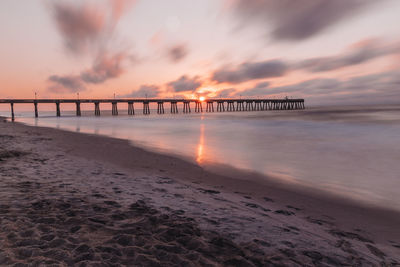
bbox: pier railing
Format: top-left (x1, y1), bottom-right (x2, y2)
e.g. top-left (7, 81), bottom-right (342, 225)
top-left (0, 98), bottom-right (305, 120)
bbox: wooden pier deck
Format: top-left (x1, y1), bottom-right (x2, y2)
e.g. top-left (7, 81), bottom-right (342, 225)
top-left (0, 98), bottom-right (305, 120)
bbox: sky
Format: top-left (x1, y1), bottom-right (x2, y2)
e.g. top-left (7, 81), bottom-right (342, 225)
top-left (0, 0), bottom-right (399, 106)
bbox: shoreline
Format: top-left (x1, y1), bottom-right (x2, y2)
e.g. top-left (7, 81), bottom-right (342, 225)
top-left (12, 116), bottom-right (400, 236)
top-left (1, 117), bottom-right (400, 265)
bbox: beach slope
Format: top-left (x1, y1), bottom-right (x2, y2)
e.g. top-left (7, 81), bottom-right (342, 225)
top-left (1, 118), bottom-right (399, 266)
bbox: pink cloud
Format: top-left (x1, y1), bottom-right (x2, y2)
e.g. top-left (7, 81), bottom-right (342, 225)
top-left (81, 52), bottom-right (127, 84)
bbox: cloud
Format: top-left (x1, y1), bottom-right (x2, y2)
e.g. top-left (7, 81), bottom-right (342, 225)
top-left (210, 39), bottom-right (400, 86)
top-left (265, 78), bottom-right (341, 95)
top-left (237, 71), bottom-right (400, 105)
top-left (50, 2), bottom-right (106, 54)
top-left (110, 0), bottom-right (136, 22)
top-left (48, 75), bottom-right (85, 93)
top-left (212, 60), bottom-right (287, 84)
top-left (122, 84), bottom-right (161, 98)
top-left (304, 71), bottom-right (400, 105)
top-left (50, 0), bottom-right (135, 54)
top-left (215, 88), bottom-right (237, 98)
top-left (233, 0), bottom-right (376, 41)
top-left (167, 43), bottom-right (189, 63)
top-left (48, 50), bottom-right (130, 91)
top-left (295, 39), bottom-right (400, 72)
top-left (237, 81), bottom-right (270, 96)
top-left (81, 52), bottom-right (127, 84)
top-left (48, 0), bottom-right (136, 92)
top-left (167, 75), bottom-right (202, 92)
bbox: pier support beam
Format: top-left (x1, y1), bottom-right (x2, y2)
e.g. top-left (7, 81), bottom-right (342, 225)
top-left (254, 101), bottom-right (261, 111)
top-left (56, 101), bottom-right (61, 117)
top-left (195, 101), bottom-right (203, 113)
top-left (128, 102), bottom-right (134, 115)
top-left (183, 101), bottom-right (191, 113)
top-left (227, 101), bottom-right (235, 112)
top-left (157, 102), bottom-right (165, 114)
top-left (216, 101), bottom-right (225, 112)
top-left (10, 103), bottom-right (14, 121)
top-left (236, 101), bottom-right (244, 111)
top-left (245, 101), bottom-right (254, 111)
top-left (112, 102), bottom-right (118, 116)
top-left (76, 101), bottom-right (81, 116)
top-left (94, 102), bottom-right (100, 116)
top-left (34, 101), bottom-right (38, 118)
top-left (143, 101), bottom-right (150, 115)
top-left (206, 101), bottom-right (214, 112)
top-left (170, 102), bottom-right (178, 114)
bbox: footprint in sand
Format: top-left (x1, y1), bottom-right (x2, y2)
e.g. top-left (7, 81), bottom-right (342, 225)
top-left (328, 229), bottom-right (373, 243)
top-left (274, 210), bottom-right (295, 216)
top-left (156, 176), bottom-right (175, 184)
top-left (198, 188), bottom-right (220, 194)
top-left (263, 197), bottom-right (274, 202)
top-left (286, 205), bottom-right (301, 211)
top-left (92, 193), bottom-right (106, 199)
top-left (365, 244), bottom-right (386, 259)
top-left (242, 202), bottom-right (271, 212)
top-left (389, 240), bottom-right (400, 249)
top-left (306, 216), bottom-right (334, 226)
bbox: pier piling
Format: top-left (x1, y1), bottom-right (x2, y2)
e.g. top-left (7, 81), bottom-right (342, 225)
top-left (157, 102), bottom-right (165, 114)
top-left (56, 101), bottom-right (61, 117)
top-left (10, 103), bottom-right (14, 121)
top-left (227, 101), bottom-right (235, 111)
top-left (236, 101), bottom-right (244, 111)
top-left (217, 101), bottom-right (225, 112)
top-left (143, 101), bottom-right (150, 115)
top-left (195, 101), bottom-right (203, 113)
top-left (128, 102), bottom-right (134, 115)
top-left (245, 101), bottom-right (254, 111)
top-left (76, 101), bottom-right (81, 116)
top-left (94, 102), bottom-right (100, 116)
top-left (34, 101), bottom-right (38, 117)
top-left (206, 101), bottom-right (214, 112)
top-left (183, 101), bottom-right (191, 113)
top-left (170, 102), bottom-right (178, 114)
top-left (112, 102), bottom-right (118, 116)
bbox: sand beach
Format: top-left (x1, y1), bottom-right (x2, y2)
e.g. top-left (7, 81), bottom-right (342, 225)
top-left (1, 117), bottom-right (400, 266)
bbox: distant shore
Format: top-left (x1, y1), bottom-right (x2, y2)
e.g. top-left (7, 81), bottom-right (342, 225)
top-left (1, 116), bottom-right (399, 265)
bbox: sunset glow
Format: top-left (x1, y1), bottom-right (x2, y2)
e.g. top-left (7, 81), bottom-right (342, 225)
top-left (1, 1), bottom-right (400, 264)
top-left (0, 1), bottom-right (399, 106)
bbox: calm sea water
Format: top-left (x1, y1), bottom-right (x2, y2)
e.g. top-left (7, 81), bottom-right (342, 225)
top-left (3, 105), bottom-right (400, 210)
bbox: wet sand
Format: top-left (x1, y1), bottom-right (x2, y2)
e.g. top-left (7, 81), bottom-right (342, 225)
top-left (1, 117), bottom-right (400, 266)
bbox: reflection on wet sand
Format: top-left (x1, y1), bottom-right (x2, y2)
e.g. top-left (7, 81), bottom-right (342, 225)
top-left (196, 124), bottom-right (205, 164)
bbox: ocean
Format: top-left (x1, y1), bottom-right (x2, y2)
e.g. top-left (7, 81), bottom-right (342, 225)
top-left (3, 104), bottom-right (400, 210)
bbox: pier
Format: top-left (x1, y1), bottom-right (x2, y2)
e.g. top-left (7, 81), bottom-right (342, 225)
top-left (0, 98), bottom-right (305, 121)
